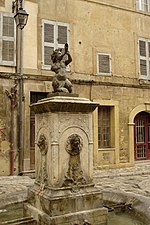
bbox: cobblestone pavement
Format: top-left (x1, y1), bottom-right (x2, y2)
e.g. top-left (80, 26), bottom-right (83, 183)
top-left (0, 161), bottom-right (150, 208)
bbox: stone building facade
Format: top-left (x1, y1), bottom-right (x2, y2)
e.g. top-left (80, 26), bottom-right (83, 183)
top-left (0, 0), bottom-right (150, 175)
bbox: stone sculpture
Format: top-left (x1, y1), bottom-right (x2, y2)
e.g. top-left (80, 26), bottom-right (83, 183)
top-left (51, 43), bottom-right (73, 93)
top-left (37, 134), bottom-right (48, 190)
top-left (63, 134), bottom-right (86, 187)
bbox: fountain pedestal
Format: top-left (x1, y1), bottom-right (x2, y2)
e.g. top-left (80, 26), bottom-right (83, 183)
top-left (25, 95), bottom-right (108, 225)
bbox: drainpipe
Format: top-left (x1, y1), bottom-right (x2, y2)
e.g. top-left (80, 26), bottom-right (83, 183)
top-left (5, 85), bottom-right (17, 175)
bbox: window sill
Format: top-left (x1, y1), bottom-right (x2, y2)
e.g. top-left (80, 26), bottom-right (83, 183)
top-left (98, 147), bottom-right (115, 151)
top-left (96, 73), bottom-right (112, 76)
top-left (139, 79), bottom-right (150, 85)
top-left (136, 9), bottom-right (150, 15)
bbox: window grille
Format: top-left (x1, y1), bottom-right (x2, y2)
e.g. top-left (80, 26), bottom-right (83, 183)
top-left (98, 106), bottom-right (111, 148)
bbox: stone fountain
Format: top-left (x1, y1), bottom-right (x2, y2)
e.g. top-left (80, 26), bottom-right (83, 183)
top-left (24, 45), bottom-right (108, 225)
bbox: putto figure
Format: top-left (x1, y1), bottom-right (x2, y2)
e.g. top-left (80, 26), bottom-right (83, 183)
top-left (51, 43), bottom-right (73, 93)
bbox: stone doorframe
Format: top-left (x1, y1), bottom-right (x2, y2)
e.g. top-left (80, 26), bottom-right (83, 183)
top-left (128, 102), bottom-right (150, 164)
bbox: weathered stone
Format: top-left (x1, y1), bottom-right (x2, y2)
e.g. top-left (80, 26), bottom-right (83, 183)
top-left (26, 95), bottom-right (107, 224)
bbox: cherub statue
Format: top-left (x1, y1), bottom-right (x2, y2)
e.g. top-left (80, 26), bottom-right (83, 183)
top-left (51, 43), bottom-right (72, 93)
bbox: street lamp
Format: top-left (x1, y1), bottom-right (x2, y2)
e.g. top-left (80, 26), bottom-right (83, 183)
top-left (14, 0), bottom-right (29, 173)
top-left (14, 7), bottom-right (29, 30)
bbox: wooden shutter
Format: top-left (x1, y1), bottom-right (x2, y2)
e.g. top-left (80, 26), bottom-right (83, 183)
top-left (139, 40), bottom-right (147, 76)
top-left (43, 21), bottom-right (55, 68)
top-left (44, 46), bottom-right (53, 65)
top-left (142, 0), bottom-right (148, 11)
top-left (139, 40), bottom-right (146, 57)
top-left (58, 25), bottom-right (67, 45)
top-left (136, 0), bottom-right (140, 10)
top-left (148, 42), bottom-right (150, 76)
top-left (137, 0), bottom-right (149, 11)
top-left (2, 40), bottom-right (14, 61)
top-left (3, 16), bottom-right (14, 37)
top-left (140, 59), bottom-right (147, 76)
top-left (44, 23), bottom-right (54, 43)
top-left (97, 53), bottom-right (111, 74)
top-left (1, 14), bottom-right (16, 66)
top-left (42, 20), bottom-right (69, 69)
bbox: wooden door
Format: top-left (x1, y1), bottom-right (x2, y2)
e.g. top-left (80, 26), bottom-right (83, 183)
top-left (134, 112), bottom-right (150, 160)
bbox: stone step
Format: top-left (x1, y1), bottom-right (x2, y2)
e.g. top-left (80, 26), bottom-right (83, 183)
top-left (0, 216), bottom-right (37, 225)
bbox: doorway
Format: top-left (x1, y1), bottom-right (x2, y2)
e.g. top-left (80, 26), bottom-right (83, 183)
top-left (30, 92), bottom-right (47, 169)
top-left (134, 111), bottom-right (150, 160)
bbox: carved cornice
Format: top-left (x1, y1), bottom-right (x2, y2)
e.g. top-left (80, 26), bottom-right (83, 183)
top-left (31, 96), bottom-right (99, 114)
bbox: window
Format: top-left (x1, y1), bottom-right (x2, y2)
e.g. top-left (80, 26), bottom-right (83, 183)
top-left (93, 100), bottom-right (119, 167)
top-left (97, 53), bottom-right (111, 75)
top-left (42, 20), bottom-right (69, 69)
top-left (138, 38), bottom-right (150, 79)
top-left (136, 0), bottom-right (150, 12)
top-left (0, 12), bottom-right (16, 66)
top-left (98, 106), bottom-right (111, 148)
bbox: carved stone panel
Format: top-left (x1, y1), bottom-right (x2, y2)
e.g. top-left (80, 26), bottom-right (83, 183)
top-left (59, 126), bottom-right (92, 186)
top-left (63, 134), bottom-right (87, 187)
top-left (36, 133), bottom-right (48, 189)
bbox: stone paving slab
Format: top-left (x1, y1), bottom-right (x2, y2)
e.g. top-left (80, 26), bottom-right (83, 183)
top-left (0, 176), bottom-right (34, 208)
top-left (93, 161), bottom-right (150, 178)
top-left (0, 162), bottom-right (150, 209)
top-left (94, 161), bottom-right (150, 198)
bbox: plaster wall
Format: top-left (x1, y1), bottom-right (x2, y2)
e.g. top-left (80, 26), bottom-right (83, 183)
top-left (74, 82), bottom-right (150, 167)
top-left (36, 0), bottom-right (150, 80)
top-left (23, 1), bottom-right (38, 71)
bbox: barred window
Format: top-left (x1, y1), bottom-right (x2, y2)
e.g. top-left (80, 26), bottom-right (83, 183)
top-left (98, 106), bottom-right (111, 148)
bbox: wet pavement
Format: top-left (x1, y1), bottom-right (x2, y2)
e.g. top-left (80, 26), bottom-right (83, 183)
top-left (0, 161), bottom-right (150, 208)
